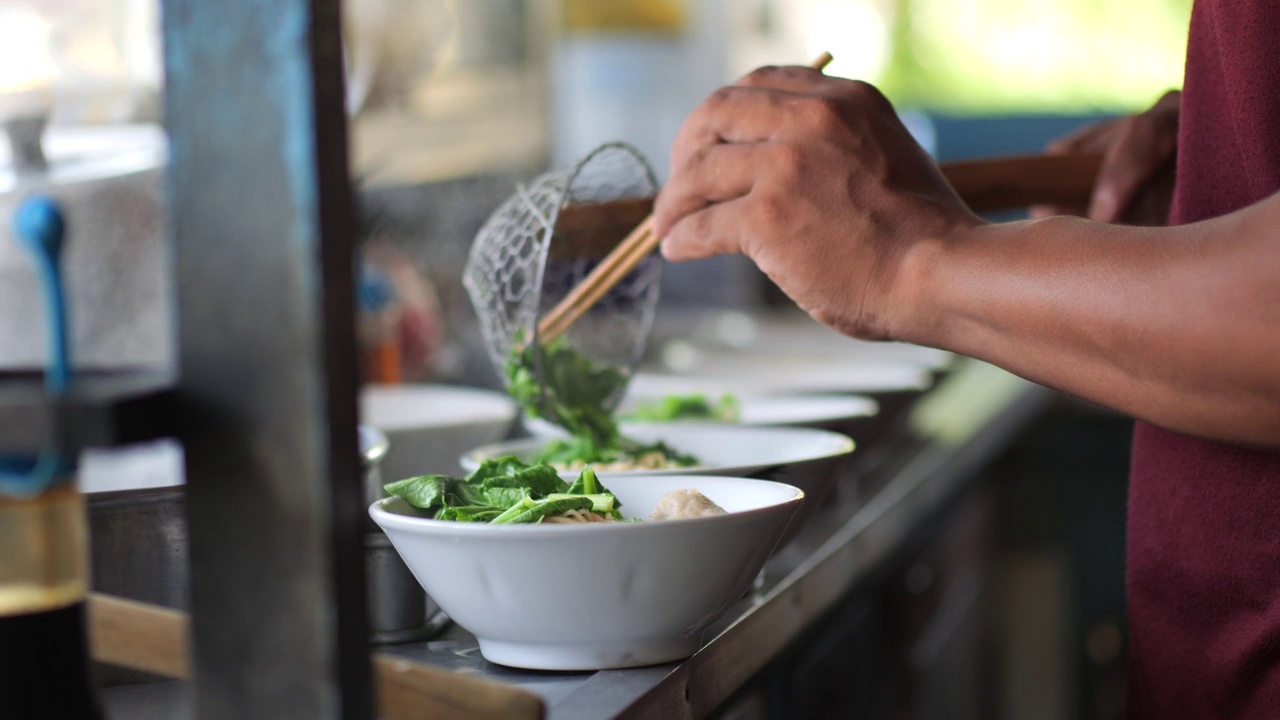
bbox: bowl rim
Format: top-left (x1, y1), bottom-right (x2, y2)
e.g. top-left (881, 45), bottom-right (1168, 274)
top-left (616, 391), bottom-right (879, 426)
top-left (369, 474), bottom-right (806, 538)
top-left (460, 424), bottom-right (855, 476)
top-left (629, 364), bottom-right (933, 395)
top-left (360, 382), bottom-right (518, 431)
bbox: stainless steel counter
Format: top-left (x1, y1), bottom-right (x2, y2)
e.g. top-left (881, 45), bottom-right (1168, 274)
top-left (102, 358), bottom-right (1050, 718)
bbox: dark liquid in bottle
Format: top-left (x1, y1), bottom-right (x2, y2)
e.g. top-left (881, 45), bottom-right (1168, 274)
top-left (0, 602), bottom-right (105, 720)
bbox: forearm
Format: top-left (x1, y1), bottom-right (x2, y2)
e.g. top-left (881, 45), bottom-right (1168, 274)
top-left (898, 196), bottom-right (1280, 447)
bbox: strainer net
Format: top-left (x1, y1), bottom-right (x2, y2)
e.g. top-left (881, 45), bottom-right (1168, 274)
top-left (463, 142), bottom-right (661, 416)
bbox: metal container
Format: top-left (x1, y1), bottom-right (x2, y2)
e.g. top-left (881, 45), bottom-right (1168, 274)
top-left (357, 427), bottom-right (446, 645)
top-left (87, 426), bottom-right (444, 685)
top-left (1, 122), bottom-right (171, 372)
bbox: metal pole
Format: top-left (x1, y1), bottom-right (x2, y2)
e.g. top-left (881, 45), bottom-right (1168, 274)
top-left (161, 0), bottom-right (372, 715)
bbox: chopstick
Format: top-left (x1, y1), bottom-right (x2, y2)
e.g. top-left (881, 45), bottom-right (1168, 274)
top-left (535, 52), bottom-right (835, 345)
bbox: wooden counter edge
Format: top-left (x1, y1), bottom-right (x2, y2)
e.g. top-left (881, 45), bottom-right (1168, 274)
top-left (87, 593), bottom-right (545, 720)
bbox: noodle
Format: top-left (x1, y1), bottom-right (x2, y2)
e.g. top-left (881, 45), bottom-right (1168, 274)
top-left (557, 453), bottom-right (702, 473)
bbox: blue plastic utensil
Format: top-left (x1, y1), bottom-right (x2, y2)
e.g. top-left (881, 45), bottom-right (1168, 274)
top-left (0, 195), bottom-right (76, 495)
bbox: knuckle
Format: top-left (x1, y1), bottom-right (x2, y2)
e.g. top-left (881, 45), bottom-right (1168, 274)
top-left (771, 143), bottom-right (806, 181)
top-left (752, 190), bottom-right (790, 229)
top-left (845, 79), bottom-right (875, 97)
top-left (793, 95), bottom-right (844, 133)
top-left (844, 79), bottom-right (885, 105)
top-left (741, 65), bottom-right (785, 86)
top-left (688, 143), bottom-right (715, 168)
top-left (708, 85), bottom-right (738, 107)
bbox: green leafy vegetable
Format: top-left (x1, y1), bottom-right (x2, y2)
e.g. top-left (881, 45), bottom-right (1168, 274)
top-left (435, 505), bottom-right (505, 522)
top-left (383, 461), bottom-right (626, 525)
top-left (505, 337), bottom-right (625, 448)
top-left (504, 335), bottom-right (701, 470)
top-left (566, 465), bottom-right (600, 495)
top-left (467, 457), bottom-right (529, 484)
top-left (384, 475), bottom-right (487, 509)
top-left (563, 466), bottom-right (623, 518)
top-left (482, 486), bottom-right (529, 510)
top-left (479, 463), bottom-right (568, 496)
top-left (621, 393), bottom-right (741, 423)
top-left (529, 434), bottom-right (698, 470)
top-left (490, 495), bottom-right (594, 525)
top-left (546, 492), bottom-right (616, 514)
top-left (531, 434), bottom-right (607, 467)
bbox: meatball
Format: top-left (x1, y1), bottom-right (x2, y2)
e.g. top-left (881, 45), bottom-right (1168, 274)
top-left (649, 488), bottom-right (727, 521)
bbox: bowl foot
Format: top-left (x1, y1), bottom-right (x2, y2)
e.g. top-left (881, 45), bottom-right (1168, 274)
top-left (477, 636), bottom-right (700, 671)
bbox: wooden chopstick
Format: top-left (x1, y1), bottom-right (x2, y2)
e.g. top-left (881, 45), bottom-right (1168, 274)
top-left (535, 52), bottom-right (834, 344)
top-left (539, 217), bottom-right (657, 342)
top-left (87, 593), bottom-right (546, 720)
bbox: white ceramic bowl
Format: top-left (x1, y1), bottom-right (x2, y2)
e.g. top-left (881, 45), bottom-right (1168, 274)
top-left (361, 383), bottom-right (517, 480)
top-left (630, 364), bottom-right (932, 397)
top-left (369, 474), bottom-right (804, 670)
top-left (524, 392), bottom-right (879, 437)
top-left (462, 424), bottom-right (854, 480)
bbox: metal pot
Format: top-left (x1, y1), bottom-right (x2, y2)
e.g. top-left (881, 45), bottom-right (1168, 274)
top-left (357, 427), bottom-right (447, 645)
top-left (86, 426), bottom-right (444, 685)
top-left (2, 122), bottom-right (171, 372)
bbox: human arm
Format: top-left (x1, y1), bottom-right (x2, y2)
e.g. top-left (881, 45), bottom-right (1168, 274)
top-left (903, 203), bottom-right (1280, 448)
top-left (653, 67), bottom-right (1280, 447)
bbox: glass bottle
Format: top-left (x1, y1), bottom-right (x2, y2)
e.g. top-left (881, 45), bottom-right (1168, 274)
top-left (0, 472), bottom-right (105, 719)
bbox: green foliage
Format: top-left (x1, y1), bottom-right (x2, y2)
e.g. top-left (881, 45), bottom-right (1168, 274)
top-left (505, 336), bottom-right (700, 469)
top-left (491, 495), bottom-right (595, 525)
top-left (505, 337), bottom-right (625, 448)
top-left (621, 393), bottom-right (740, 423)
top-left (871, 0), bottom-right (1193, 113)
top-left (383, 459), bottom-right (626, 524)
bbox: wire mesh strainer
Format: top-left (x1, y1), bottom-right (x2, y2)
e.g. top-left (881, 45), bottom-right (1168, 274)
top-left (463, 142), bottom-right (661, 426)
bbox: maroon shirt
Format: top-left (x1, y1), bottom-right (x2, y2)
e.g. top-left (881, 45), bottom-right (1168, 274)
top-left (1126, 1), bottom-right (1280, 717)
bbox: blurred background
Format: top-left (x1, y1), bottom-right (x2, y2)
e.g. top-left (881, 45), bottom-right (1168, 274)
top-left (0, 1), bottom-right (1191, 717)
top-left (0, 0), bottom-right (1193, 379)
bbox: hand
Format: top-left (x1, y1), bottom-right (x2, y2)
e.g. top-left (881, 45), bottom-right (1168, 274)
top-left (653, 65), bottom-right (980, 340)
top-left (1030, 90), bottom-right (1180, 225)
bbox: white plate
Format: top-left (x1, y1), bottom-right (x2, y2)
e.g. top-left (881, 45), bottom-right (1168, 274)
top-left (462, 424), bottom-right (854, 479)
top-left (727, 394), bottom-right (877, 426)
top-left (370, 474), bottom-right (804, 670)
top-left (625, 391), bottom-right (876, 427)
top-left (630, 362), bottom-right (932, 397)
top-left (362, 383), bottom-right (518, 479)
